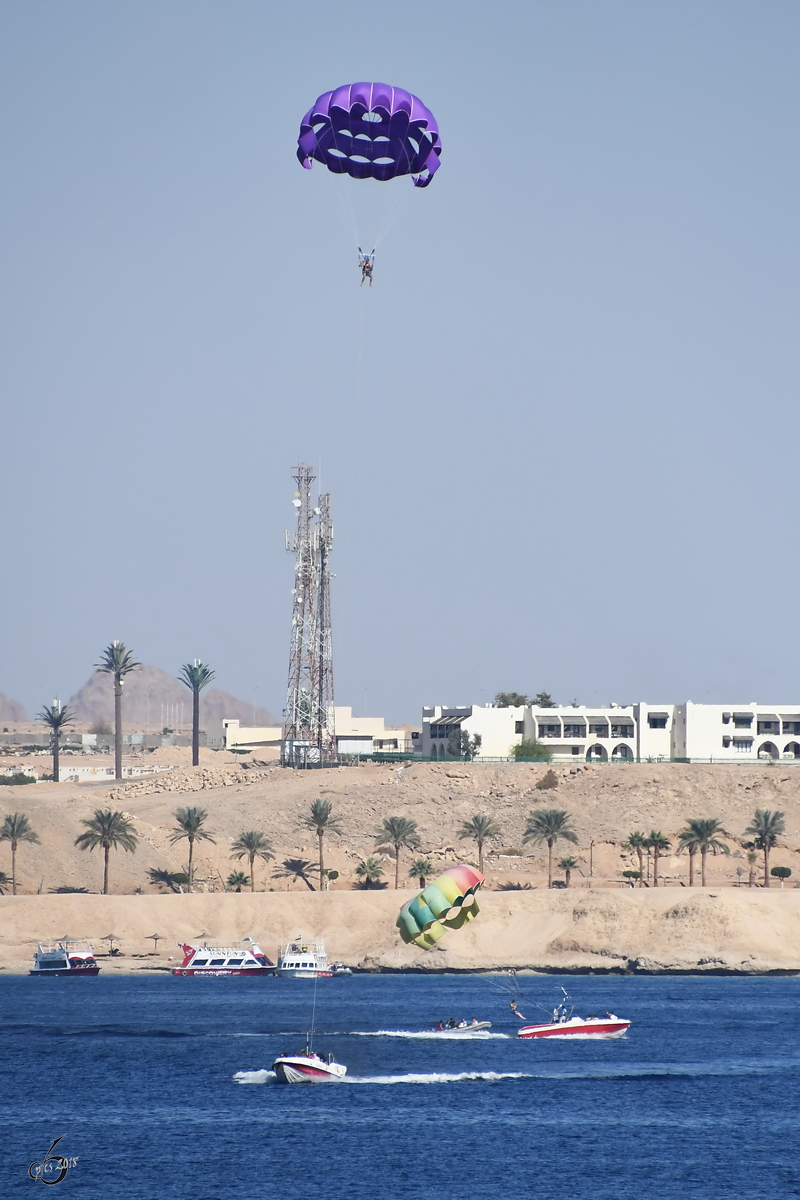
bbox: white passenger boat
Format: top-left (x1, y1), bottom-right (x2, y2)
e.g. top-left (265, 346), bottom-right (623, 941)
top-left (30, 940), bottom-right (100, 977)
top-left (272, 1049), bottom-right (347, 1084)
top-left (276, 937), bottom-right (332, 979)
top-left (172, 940), bottom-right (274, 977)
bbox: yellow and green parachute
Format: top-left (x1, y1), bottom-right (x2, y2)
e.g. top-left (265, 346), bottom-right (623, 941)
top-left (397, 864), bottom-right (484, 950)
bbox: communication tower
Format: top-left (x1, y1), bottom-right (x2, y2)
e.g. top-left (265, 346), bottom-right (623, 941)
top-left (283, 464), bottom-right (336, 764)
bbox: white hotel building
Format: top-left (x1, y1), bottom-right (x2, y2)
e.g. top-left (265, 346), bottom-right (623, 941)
top-left (421, 702), bottom-right (800, 763)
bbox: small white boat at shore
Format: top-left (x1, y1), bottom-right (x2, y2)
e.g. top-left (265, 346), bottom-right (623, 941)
top-left (30, 940), bottom-right (100, 977)
top-left (276, 937), bottom-right (332, 979)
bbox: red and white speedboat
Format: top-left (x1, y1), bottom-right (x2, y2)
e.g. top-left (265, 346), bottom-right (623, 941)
top-left (272, 1050), bottom-right (347, 1084)
top-left (515, 989), bottom-right (630, 1039)
top-left (173, 940), bottom-right (273, 977)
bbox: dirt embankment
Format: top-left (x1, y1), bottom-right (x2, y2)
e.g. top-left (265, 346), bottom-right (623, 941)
top-left (1, 889), bottom-right (798, 976)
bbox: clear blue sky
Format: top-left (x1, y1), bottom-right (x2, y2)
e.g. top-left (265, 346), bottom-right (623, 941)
top-left (1, 1), bottom-right (799, 723)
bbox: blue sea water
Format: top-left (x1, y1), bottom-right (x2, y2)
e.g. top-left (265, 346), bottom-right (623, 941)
top-left (1, 973), bottom-right (799, 1199)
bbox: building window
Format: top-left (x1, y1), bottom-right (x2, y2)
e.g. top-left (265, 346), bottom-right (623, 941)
top-left (514, 721), bottom-right (524, 734)
top-left (733, 716), bottom-right (753, 729)
top-left (563, 724), bottom-right (586, 737)
top-left (733, 738), bottom-right (753, 753)
top-left (588, 723), bottom-right (609, 737)
top-left (647, 716), bottom-right (667, 729)
top-left (757, 722), bottom-right (779, 735)
top-left (571, 746), bottom-right (580, 755)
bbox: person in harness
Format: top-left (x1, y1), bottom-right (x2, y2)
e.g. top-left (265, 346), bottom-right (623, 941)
top-left (358, 247), bottom-right (375, 286)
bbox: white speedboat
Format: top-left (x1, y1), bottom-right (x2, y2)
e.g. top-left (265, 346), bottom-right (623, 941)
top-left (272, 1050), bottom-right (347, 1084)
top-left (515, 989), bottom-right (629, 1039)
top-left (432, 1020), bottom-right (492, 1034)
top-left (172, 940), bottom-right (273, 977)
top-left (30, 940), bottom-right (100, 977)
top-left (276, 937), bottom-right (332, 979)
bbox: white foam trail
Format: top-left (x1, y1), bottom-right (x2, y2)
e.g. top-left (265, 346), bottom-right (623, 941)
top-left (345, 1070), bottom-right (532, 1085)
top-left (350, 1030), bottom-right (509, 1040)
top-left (233, 1069), bottom-right (277, 1084)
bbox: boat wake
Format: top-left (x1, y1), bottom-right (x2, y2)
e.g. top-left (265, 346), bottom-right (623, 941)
top-left (233, 1069), bottom-right (278, 1084)
top-left (345, 1070), bottom-right (532, 1084)
top-left (350, 1029), bottom-right (509, 1040)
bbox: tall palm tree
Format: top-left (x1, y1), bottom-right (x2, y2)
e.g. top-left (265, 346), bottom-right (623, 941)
top-left (273, 858), bottom-right (316, 891)
top-left (458, 814), bottom-right (501, 875)
top-left (676, 818), bottom-right (730, 887)
top-left (178, 660), bottom-right (215, 767)
top-left (303, 800), bottom-right (343, 890)
top-left (169, 807), bottom-right (215, 893)
top-left (558, 856), bottom-right (578, 887)
top-left (623, 831), bottom-right (647, 887)
top-left (408, 858), bottom-right (433, 889)
top-left (96, 641), bottom-right (141, 780)
top-left (375, 816), bottom-right (421, 888)
top-left (0, 812), bottom-right (40, 895)
top-left (523, 808), bottom-right (578, 888)
top-left (644, 831), bottom-right (670, 887)
top-left (746, 851), bottom-right (758, 888)
top-left (744, 809), bottom-right (786, 887)
top-left (230, 830), bottom-right (274, 893)
top-left (37, 700), bottom-right (75, 783)
top-left (74, 809), bottom-right (138, 894)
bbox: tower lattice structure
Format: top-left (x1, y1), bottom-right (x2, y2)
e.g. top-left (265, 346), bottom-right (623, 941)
top-left (283, 464), bottom-right (335, 764)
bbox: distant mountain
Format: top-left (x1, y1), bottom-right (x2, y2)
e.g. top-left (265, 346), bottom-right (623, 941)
top-left (0, 693), bottom-right (27, 721)
top-left (67, 665), bottom-right (277, 729)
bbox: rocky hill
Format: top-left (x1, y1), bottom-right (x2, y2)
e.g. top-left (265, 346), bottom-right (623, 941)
top-left (0, 693), bottom-right (27, 722)
top-left (66, 664), bottom-right (276, 728)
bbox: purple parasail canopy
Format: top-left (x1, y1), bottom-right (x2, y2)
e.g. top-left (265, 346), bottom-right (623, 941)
top-left (296, 82), bottom-right (441, 187)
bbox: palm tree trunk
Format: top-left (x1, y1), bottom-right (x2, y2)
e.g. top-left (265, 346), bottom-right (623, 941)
top-left (637, 848), bottom-right (643, 887)
top-left (547, 839), bottom-right (553, 888)
top-left (11, 841), bottom-right (17, 895)
top-left (565, 869), bottom-right (571, 887)
top-left (701, 848), bottom-right (707, 887)
top-left (763, 844), bottom-right (770, 887)
top-left (395, 846), bottom-right (400, 889)
top-left (688, 851), bottom-right (695, 887)
top-left (250, 852), bottom-right (255, 892)
top-left (53, 735), bottom-right (60, 784)
top-left (188, 839), bottom-right (194, 893)
top-left (318, 830), bottom-right (325, 890)
top-left (103, 844), bottom-right (110, 894)
top-left (192, 687), bottom-right (200, 767)
top-left (114, 675), bottom-right (123, 780)
top-left (478, 841), bottom-right (484, 875)
top-left (653, 849), bottom-right (659, 887)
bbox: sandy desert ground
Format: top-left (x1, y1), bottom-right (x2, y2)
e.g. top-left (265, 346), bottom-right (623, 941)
top-left (1, 759), bottom-right (798, 973)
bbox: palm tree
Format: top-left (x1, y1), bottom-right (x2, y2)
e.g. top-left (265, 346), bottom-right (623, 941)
top-left (375, 816), bottom-right (421, 888)
top-left (37, 700), bottom-right (75, 783)
top-left (558, 856), bottom-right (578, 887)
top-left (408, 858), bottom-right (433, 889)
top-left (644, 831), bottom-right (670, 887)
top-left (96, 641), bottom-right (141, 780)
top-left (302, 800), bottom-right (343, 890)
top-left (0, 871), bottom-right (12, 894)
top-left (523, 808), bottom-right (578, 888)
top-left (178, 660), bottom-right (215, 767)
top-left (273, 858), bottom-right (316, 891)
top-left (226, 870), bottom-right (250, 892)
top-left (0, 812), bottom-right (40, 895)
top-left (230, 830), bottom-right (274, 893)
top-left (676, 818), bottom-right (730, 887)
top-left (169, 807), bottom-right (215, 893)
top-left (355, 857), bottom-right (385, 888)
top-left (74, 809), bottom-right (138, 894)
top-left (458, 814), bottom-right (501, 875)
top-left (744, 809), bottom-right (786, 887)
top-left (622, 831), bottom-right (647, 887)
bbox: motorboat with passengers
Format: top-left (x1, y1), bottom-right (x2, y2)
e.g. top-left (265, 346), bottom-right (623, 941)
top-left (513, 988), bottom-right (630, 1039)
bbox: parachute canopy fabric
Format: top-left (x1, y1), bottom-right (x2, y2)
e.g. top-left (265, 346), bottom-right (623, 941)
top-left (397, 864), bottom-right (484, 950)
top-left (297, 82), bottom-right (441, 187)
